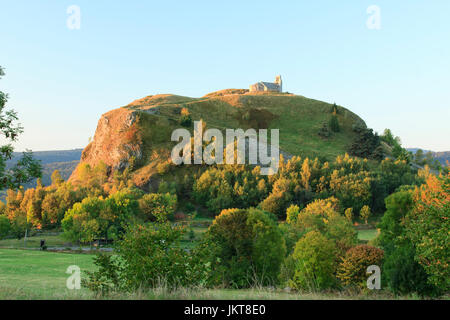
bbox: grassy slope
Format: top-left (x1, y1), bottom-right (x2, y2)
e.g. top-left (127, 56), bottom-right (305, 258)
top-left (135, 92), bottom-right (362, 160)
top-left (125, 92), bottom-right (363, 185)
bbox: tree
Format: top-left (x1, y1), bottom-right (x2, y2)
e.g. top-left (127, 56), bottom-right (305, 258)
top-left (337, 245), bottom-right (384, 288)
top-left (405, 173), bottom-right (450, 291)
top-left (203, 208), bottom-right (286, 288)
top-left (329, 115), bottom-right (340, 132)
top-left (360, 205), bottom-right (371, 224)
top-left (344, 208), bottom-right (353, 223)
top-left (51, 170), bottom-right (64, 186)
top-left (0, 215), bottom-right (11, 239)
top-left (295, 197), bottom-right (357, 254)
top-left (378, 190), bottom-right (440, 296)
top-left (179, 107), bottom-right (192, 127)
top-left (289, 230), bottom-right (337, 290)
top-left (138, 193), bottom-right (177, 222)
top-left (0, 66), bottom-right (41, 190)
top-left (348, 127), bottom-right (382, 160)
top-left (286, 204), bottom-right (300, 224)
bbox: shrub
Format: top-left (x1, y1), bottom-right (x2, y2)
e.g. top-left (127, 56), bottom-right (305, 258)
top-left (295, 197), bottom-right (357, 254)
top-left (84, 222), bottom-right (209, 293)
top-left (329, 115), bottom-right (340, 132)
top-left (289, 231), bottom-right (338, 290)
top-left (383, 243), bottom-right (440, 297)
top-left (377, 189), bottom-right (440, 296)
top-left (0, 215), bottom-right (11, 239)
top-left (337, 245), bottom-right (384, 288)
top-left (156, 161), bottom-right (170, 175)
top-left (286, 204), bottom-right (300, 224)
top-left (344, 208), bottom-right (353, 222)
top-left (179, 107), bottom-right (192, 127)
top-left (318, 123), bottom-right (331, 138)
top-left (360, 205), bottom-right (371, 224)
top-left (203, 208), bottom-right (286, 288)
top-left (138, 193), bottom-right (177, 222)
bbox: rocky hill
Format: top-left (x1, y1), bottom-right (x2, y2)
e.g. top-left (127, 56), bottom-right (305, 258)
top-left (69, 91), bottom-right (365, 189)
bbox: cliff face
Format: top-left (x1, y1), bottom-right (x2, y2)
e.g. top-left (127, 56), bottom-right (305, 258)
top-left (69, 91), bottom-right (365, 188)
top-left (69, 107), bottom-right (143, 182)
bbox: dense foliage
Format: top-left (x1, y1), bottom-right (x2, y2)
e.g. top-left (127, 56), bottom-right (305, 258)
top-left (337, 245), bottom-right (384, 288)
top-left (200, 207), bottom-right (286, 288)
top-left (378, 172), bottom-right (449, 295)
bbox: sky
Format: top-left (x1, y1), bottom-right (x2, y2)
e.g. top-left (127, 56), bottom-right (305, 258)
top-left (0, 0), bottom-right (449, 152)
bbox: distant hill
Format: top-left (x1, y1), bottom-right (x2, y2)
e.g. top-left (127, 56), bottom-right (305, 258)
top-left (69, 91), bottom-right (366, 189)
top-left (407, 148), bottom-right (450, 165)
top-left (5, 149), bottom-right (82, 188)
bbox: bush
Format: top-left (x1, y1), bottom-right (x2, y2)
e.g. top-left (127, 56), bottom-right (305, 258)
top-left (344, 208), bottom-right (353, 222)
top-left (295, 198), bottom-right (357, 254)
top-left (0, 215), bottom-right (11, 239)
top-left (139, 193), bottom-right (177, 222)
top-left (84, 222), bottom-right (209, 293)
top-left (318, 123), bottom-right (331, 138)
top-left (179, 107), bottom-right (192, 127)
top-left (377, 189), bottom-right (440, 296)
top-left (329, 115), bottom-right (340, 132)
top-left (289, 231), bottom-right (337, 290)
top-left (286, 204), bottom-right (300, 224)
top-left (203, 208), bottom-right (286, 288)
top-left (383, 243), bottom-right (440, 297)
top-left (360, 205), bottom-right (371, 224)
top-left (337, 245), bottom-right (384, 288)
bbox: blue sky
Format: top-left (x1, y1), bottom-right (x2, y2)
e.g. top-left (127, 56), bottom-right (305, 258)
top-left (0, 0), bottom-right (449, 152)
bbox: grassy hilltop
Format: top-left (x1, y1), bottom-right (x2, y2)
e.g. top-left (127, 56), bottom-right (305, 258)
top-left (70, 90), bottom-right (364, 188)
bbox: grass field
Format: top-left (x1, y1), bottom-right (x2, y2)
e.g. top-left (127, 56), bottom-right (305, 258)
top-left (357, 229), bottom-right (379, 242)
top-left (0, 249), bottom-right (423, 300)
top-left (0, 249), bottom-right (95, 299)
top-left (0, 225), bottom-right (382, 299)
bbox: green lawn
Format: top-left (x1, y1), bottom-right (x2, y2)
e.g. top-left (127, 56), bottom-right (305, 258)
top-left (0, 249), bottom-right (95, 299)
top-left (0, 248), bottom-right (431, 300)
top-left (357, 229), bottom-right (379, 242)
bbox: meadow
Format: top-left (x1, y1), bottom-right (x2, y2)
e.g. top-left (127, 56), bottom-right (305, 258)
top-left (0, 227), bottom-right (392, 300)
top-left (0, 249), bottom-right (423, 300)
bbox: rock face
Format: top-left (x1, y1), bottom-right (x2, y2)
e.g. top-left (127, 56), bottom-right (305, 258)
top-left (70, 107), bottom-right (143, 182)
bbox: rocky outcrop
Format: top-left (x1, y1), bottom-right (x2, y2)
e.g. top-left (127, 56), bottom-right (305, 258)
top-left (70, 107), bottom-right (143, 182)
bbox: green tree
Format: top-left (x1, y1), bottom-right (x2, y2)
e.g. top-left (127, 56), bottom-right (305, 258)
top-left (286, 204), bottom-right (300, 224)
top-left (203, 207), bottom-right (286, 288)
top-left (0, 215), bottom-right (11, 239)
top-left (329, 114), bottom-right (340, 132)
top-left (344, 208), bottom-right (353, 223)
top-left (138, 192), bottom-right (177, 222)
top-left (378, 190), bottom-right (440, 296)
top-left (289, 230), bottom-right (337, 290)
top-left (51, 170), bottom-right (64, 186)
top-left (405, 174), bottom-right (449, 291)
top-left (0, 66), bottom-right (41, 190)
top-left (359, 205), bottom-right (371, 224)
top-left (83, 221), bottom-right (207, 293)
